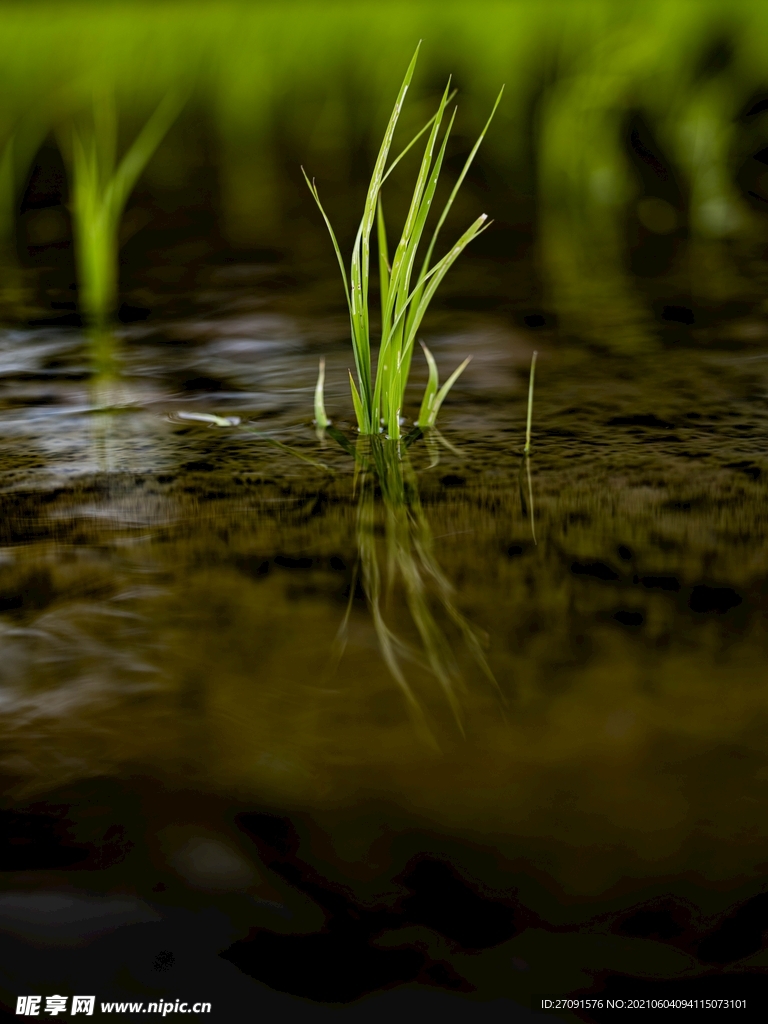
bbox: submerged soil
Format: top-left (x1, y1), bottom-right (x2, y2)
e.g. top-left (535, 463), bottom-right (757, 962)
top-left (0, 296), bottom-right (766, 1020)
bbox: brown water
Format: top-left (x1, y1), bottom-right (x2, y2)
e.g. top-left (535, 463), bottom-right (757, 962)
top-left (0, 295), bottom-right (767, 1019)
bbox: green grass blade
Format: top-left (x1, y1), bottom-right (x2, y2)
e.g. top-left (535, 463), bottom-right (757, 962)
top-left (359, 43), bottom-right (420, 255)
top-left (389, 110), bottom-right (456, 395)
top-left (351, 44), bottom-right (421, 423)
top-left (314, 357), bottom-right (330, 429)
top-left (392, 108), bottom-right (455, 327)
top-left (92, 89), bottom-right (117, 188)
top-left (379, 213), bottom-right (489, 385)
top-left (402, 214), bottom-right (491, 355)
top-left (405, 87), bottom-right (504, 341)
top-left (71, 125), bottom-right (113, 328)
top-left (69, 89), bottom-right (185, 332)
top-left (385, 81), bottom-right (451, 326)
top-left (426, 356), bottom-right (470, 427)
top-left (377, 197), bottom-right (390, 330)
top-left (302, 175), bottom-right (369, 425)
top-left (416, 341), bottom-right (439, 426)
top-left (377, 84), bottom-right (452, 430)
top-left (349, 221), bottom-right (373, 425)
top-left (302, 168), bottom-right (352, 315)
top-left (422, 87), bottom-right (504, 277)
top-left (348, 369), bottom-right (366, 432)
top-left (373, 214), bottom-right (488, 402)
top-left (381, 87), bottom-right (458, 186)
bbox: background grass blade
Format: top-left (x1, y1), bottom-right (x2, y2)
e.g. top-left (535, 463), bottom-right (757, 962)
top-left (68, 90), bottom-right (184, 332)
top-left (377, 197), bottom-right (390, 328)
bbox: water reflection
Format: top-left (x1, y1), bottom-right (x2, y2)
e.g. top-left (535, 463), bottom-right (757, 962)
top-left (86, 327), bottom-right (118, 376)
top-left (88, 332), bottom-right (125, 474)
top-left (519, 454), bottom-right (537, 546)
top-left (329, 431), bottom-right (498, 742)
top-left (0, 334), bottom-right (767, 910)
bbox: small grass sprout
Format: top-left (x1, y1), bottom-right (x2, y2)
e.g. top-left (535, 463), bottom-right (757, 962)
top-left (416, 341), bottom-right (470, 429)
top-left (304, 46), bottom-right (502, 438)
top-left (314, 357), bottom-right (331, 430)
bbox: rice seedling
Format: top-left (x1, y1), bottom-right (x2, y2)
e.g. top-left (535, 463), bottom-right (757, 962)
top-left (417, 342), bottom-right (471, 430)
top-left (65, 89), bottom-right (185, 335)
top-left (304, 47), bottom-right (503, 438)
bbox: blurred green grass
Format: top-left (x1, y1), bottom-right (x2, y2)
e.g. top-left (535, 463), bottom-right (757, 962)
top-left (4, 0), bottom-right (768, 344)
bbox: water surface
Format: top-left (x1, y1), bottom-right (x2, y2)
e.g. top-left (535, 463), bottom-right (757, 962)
top-left (0, 303), bottom-right (766, 1018)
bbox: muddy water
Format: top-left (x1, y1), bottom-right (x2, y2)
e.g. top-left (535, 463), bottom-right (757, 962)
top-left (0, 303), bottom-right (766, 1019)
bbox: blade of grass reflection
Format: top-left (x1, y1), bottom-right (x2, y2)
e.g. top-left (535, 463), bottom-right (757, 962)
top-left (524, 350), bottom-right (537, 455)
top-left (240, 426), bottom-right (333, 471)
top-left (355, 436), bottom-right (438, 745)
top-left (423, 430), bottom-right (441, 468)
top-left (518, 455), bottom-right (537, 547)
top-left (401, 445), bottom-right (502, 704)
top-left (419, 427), bottom-right (464, 469)
top-left (430, 428), bottom-right (463, 459)
top-left (324, 429), bottom-right (500, 735)
top-left (526, 456), bottom-right (537, 547)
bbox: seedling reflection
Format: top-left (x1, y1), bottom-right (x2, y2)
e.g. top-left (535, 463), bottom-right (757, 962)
top-left (329, 430), bottom-right (498, 738)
